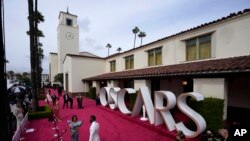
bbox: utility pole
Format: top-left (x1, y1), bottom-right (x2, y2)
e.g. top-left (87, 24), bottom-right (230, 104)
top-left (0, 0), bottom-right (12, 140)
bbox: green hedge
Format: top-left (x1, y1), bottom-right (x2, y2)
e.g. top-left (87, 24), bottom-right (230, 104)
top-left (128, 91), bottom-right (137, 111)
top-left (28, 106), bottom-right (51, 120)
top-left (38, 94), bottom-right (46, 100)
top-left (187, 97), bottom-right (224, 133)
top-left (89, 87), bottom-right (96, 100)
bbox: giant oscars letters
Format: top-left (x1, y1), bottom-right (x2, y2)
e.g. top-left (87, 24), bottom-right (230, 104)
top-left (99, 86), bottom-right (206, 138)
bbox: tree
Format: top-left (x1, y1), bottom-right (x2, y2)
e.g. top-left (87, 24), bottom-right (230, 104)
top-left (23, 72), bottom-right (28, 77)
top-left (28, 0), bottom-right (39, 112)
top-left (27, 0), bottom-right (45, 111)
top-left (138, 31), bottom-right (146, 46)
top-left (21, 76), bottom-right (31, 87)
top-left (54, 73), bottom-right (63, 84)
top-left (132, 26), bottom-right (140, 48)
top-left (106, 43), bottom-right (112, 56)
top-left (117, 47), bottom-right (122, 53)
top-left (15, 73), bottom-right (22, 81)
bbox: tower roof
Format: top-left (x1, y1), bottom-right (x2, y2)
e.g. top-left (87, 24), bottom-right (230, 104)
top-left (58, 11), bottom-right (77, 18)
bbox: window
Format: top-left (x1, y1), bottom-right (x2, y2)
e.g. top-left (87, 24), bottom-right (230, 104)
top-left (66, 18), bottom-right (72, 26)
top-left (186, 34), bottom-right (211, 61)
top-left (125, 55), bottom-right (134, 70)
top-left (110, 60), bottom-right (116, 72)
top-left (148, 47), bottom-right (162, 66)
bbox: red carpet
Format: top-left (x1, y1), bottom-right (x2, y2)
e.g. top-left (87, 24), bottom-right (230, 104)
top-left (22, 88), bottom-right (200, 141)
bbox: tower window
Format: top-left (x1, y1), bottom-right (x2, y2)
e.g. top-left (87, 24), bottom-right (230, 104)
top-left (66, 18), bottom-right (72, 26)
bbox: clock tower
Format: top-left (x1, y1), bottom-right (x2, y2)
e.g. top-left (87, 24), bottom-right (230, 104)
top-left (57, 11), bottom-right (79, 73)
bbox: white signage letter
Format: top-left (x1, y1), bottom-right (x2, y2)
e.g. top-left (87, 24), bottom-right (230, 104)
top-left (132, 86), bottom-right (155, 124)
top-left (117, 88), bottom-right (136, 114)
top-left (99, 87), bottom-right (112, 106)
top-left (175, 92), bottom-right (206, 138)
top-left (154, 91), bottom-right (176, 131)
top-left (109, 87), bottom-right (121, 109)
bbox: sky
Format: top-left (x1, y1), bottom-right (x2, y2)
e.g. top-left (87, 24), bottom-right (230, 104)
top-left (4, 0), bottom-right (250, 73)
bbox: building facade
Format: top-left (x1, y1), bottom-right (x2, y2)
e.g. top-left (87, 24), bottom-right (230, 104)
top-left (50, 9), bottom-right (250, 123)
top-left (49, 11), bottom-right (105, 95)
top-left (83, 9), bottom-right (250, 123)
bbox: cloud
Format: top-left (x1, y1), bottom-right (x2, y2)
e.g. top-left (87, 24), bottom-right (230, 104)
top-left (82, 37), bottom-right (104, 50)
top-left (78, 17), bottom-right (91, 32)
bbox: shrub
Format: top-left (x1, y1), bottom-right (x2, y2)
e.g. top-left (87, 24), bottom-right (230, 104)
top-left (128, 91), bottom-right (137, 111)
top-left (38, 94), bottom-right (46, 100)
top-left (28, 106), bottom-right (51, 120)
top-left (188, 97), bottom-right (224, 133)
top-left (89, 87), bottom-right (96, 100)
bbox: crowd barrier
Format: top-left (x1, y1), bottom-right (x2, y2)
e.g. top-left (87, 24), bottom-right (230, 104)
top-left (12, 112), bottom-right (28, 141)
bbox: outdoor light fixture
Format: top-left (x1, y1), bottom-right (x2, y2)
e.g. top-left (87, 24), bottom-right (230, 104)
top-left (182, 81), bottom-right (187, 85)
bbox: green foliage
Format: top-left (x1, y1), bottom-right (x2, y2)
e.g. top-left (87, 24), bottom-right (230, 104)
top-left (188, 97), bottom-right (224, 133)
top-left (54, 73), bottom-right (63, 84)
top-left (37, 94), bottom-right (46, 100)
top-left (128, 91), bottom-right (137, 111)
top-left (22, 76), bottom-right (31, 86)
top-left (28, 106), bottom-right (51, 120)
top-left (16, 73), bottom-right (22, 80)
top-left (89, 87), bottom-right (96, 100)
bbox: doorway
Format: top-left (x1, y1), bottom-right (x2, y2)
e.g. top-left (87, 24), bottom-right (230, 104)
top-left (65, 73), bottom-right (69, 93)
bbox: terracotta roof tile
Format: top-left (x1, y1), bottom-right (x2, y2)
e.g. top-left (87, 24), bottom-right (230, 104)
top-left (83, 55), bottom-right (250, 81)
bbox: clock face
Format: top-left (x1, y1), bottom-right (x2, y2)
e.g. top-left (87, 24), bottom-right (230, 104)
top-left (66, 32), bottom-right (74, 40)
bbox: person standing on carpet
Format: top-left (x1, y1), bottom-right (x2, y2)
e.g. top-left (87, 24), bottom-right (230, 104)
top-left (89, 115), bottom-right (100, 141)
top-left (176, 130), bottom-right (186, 141)
top-left (63, 93), bottom-right (69, 108)
top-left (53, 98), bottom-right (61, 122)
top-left (51, 92), bottom-right (57, 106)
top-left (68, 115), bottom-right (82, 141)
top-left (14, 103), bottom-right (24, 129)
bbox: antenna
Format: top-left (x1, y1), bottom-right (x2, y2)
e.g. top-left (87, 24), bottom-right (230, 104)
top-left (67, 5), bottom-right (69, 13)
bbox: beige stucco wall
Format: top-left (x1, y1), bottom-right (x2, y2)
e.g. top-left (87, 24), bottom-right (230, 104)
top-left (57, 13), bottom-right (79, 73)
top-left (105, 13), bottom-right (250, 73)
top-left (134, 79), bottom-right (151, 93)
top-left (66, 57), bottom-right (105, 93)
top-left (63, 56), bottom-right (72, 92)
top-left (49, 54), bottom-right (58, 82)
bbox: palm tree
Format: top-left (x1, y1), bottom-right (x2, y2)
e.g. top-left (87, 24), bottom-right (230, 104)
top-left (117, 47), bottom-right (122, 53)
top-left (132, 26), bottom-right (140, 48)
top-left (34, 0), bottom-right (45, 97)
top-left (138, 31), bottom-right (146, 46)
top-left (106, 43), bottom-right (112, 56)
top-left (28, 0), bottom-right (39, 112)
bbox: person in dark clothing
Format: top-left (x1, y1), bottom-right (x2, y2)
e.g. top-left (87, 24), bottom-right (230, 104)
top-left (69, 96), bottom-right (73, 109)
top-left (96, 94), bottom-right (101, 106)
top-left (57, 86), bottom-right (63, 96)
top-left (63, 93), bottom-right (69, 108)
top-left (51, 94), bottom-right (57, 106)
top-left (76, 95), bottom-right (83, 109)
top-left (200, 129), bottom-right (215, 141)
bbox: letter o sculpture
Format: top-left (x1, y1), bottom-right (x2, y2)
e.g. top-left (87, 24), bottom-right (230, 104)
top-left (117, 88), bottom-right (136, 114)
top-left (99, 87), bottom-right (112, 106)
